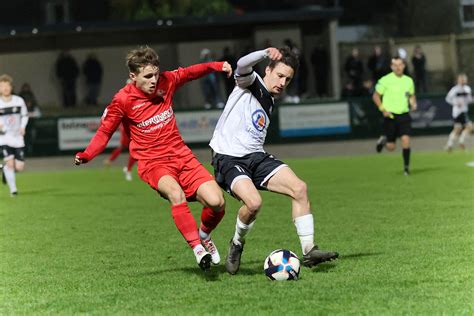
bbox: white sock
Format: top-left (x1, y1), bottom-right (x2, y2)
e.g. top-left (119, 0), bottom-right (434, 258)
top-left (447, 131), bottom-right (457, 147)
top-left (294, 214), bottom-right (315, 255)
top-left (232, 216), bottom-right (254, 246)
top-left (3, 165), bottom-right (17, 193)
top-left (459, 129), bottom-right (469, 145)
top-left (199, 228), bottom-right (209, 240)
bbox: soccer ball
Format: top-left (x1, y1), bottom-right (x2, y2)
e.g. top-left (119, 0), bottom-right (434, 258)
top-left (263, 249), bottom-right (300, 281)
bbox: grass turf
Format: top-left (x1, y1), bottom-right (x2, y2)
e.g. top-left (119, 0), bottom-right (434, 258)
top-left (1, 151), bottom-right (473, 315)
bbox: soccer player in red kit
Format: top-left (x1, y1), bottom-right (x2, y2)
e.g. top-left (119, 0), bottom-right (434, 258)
top-left (74, 47), bottom-right (232, 271)
top-left (103, 123), bottom-right (137, 181)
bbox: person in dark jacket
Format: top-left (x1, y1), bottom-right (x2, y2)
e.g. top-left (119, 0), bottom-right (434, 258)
top-left (55, 50), bottom-right (79, 108)
top-left (82, 53), bottom-right (103, 106)
top-left (411, 45), bottom-right (427, 93)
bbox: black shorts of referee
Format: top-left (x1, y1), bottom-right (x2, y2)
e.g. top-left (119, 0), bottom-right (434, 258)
top-left (383, 112), bottom-right (411, 143)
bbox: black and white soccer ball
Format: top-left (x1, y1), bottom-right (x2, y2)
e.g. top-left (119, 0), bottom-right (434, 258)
top-left (263, 249), bottom-right (300, 281)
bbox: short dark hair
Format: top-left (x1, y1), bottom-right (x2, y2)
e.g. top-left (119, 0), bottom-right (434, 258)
top-left (268, 47), bottom-right (299, 73)
top-left (126, 46), bottom-right (160, 74)
top-left (392, 55), bottom-right (405, 64)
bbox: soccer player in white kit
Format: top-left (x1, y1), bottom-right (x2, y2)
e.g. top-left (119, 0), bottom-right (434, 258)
top-left (209, 47), bottom-right (339, 275)
top-left (444, 73), bottom-right (472, 151)
top-left (0, 74), bottom-right (29, 197)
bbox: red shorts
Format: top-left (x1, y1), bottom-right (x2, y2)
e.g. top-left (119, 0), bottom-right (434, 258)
top-left (137, 148), bottom-right (214, 201)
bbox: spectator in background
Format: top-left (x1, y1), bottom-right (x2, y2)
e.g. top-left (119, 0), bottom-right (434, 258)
top-left (220, 46), bottom-right (237, 98)
top-left (200, 48), bottom-right (224, 109)
top-left (397, 47), bottom-right (410, 75)
top-left (341, 81), bottom-right (356, 99)
top-left (444, 73), bottom-right (472, 152)
top-left (55, 50), bottom-right (79, 108)
top-left (311, 44), bottom-right (329, 98)
top-left (18, 83), bottom-right (41, 118)
top-left (83, 53), bottom-right (103, 106)
top-left (341, 78), bottom-right (374, 98)
top-left (412, 45), bottom-right (427, 93)
top-left (344, 47), bottom-right (364, 93)
top-left (361, 78), bottom-right (375, 97)
top-left (283, 39), bottom-right (305, 103)
top-left (367, 45), bottom-right (389, 82)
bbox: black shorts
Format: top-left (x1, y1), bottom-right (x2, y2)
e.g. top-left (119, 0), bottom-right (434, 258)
top-left (211, 152), bottom-right (287, 196)
top-left (383, 112), bottom-right (412, 143)
top-left (453, 113), bottom-right (471, 128)
top-left (2, 146), bottom-right (25, 162)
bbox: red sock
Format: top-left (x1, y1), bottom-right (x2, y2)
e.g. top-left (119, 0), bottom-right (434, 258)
top-left (200, 207), bottom-right (225, 235)
top-left (108, 146), bottom-right (123, 162)
top-left (171, 202), bottom-right (200, 248)
top-left (127, 156), bottom-right (136, 171)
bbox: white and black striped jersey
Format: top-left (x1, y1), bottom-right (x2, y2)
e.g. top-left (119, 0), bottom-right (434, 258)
top-left (0, 95), bottom-right (28, 148)
top-left (210, 66), bottom-right (274, 157)
top-left (445, 84), bottom-right (472, 118)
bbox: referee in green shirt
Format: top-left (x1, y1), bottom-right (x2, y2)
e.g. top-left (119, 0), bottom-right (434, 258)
top-left (372, 56), bottom-right (417, 175)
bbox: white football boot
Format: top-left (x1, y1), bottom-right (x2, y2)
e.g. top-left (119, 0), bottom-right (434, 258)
top-left (201, 236), bottom-right (221, 265)
top-left (193, 244), bottom-right (212, 271)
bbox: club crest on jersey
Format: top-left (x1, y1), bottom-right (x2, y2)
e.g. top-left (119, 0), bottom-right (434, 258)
top-left (252, 109), bottom-right (267, 132)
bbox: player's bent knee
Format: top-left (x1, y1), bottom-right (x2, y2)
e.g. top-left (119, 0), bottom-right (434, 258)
top-left (206, 193), bottom-right (225, 211)
top-left (291, 181), bottom-right (308, 200)
top-left (15, 162), bottom-right (25, 172)
top-left (245, 196), bottom-right (262, 213)
top-left (166, 189), bottom-right (187, 204)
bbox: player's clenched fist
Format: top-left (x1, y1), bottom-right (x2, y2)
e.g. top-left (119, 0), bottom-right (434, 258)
top-left (265, 47), bottom-right (282, 61)
top-left (221, 61), bottom-right (233, 78)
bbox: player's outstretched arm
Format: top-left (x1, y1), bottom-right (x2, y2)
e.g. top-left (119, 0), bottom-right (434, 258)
top-left (175, 61), bottom-right (230, 86)
top-left (236, 48), bottom-right (282, 76)
top-left (73, 129), bottom-right (114, 166)
top-left (74, 99), bottom-right (123, 166)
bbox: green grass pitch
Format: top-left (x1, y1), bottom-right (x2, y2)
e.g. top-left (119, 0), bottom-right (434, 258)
top-left (1, 151), bottom-right (473, 315)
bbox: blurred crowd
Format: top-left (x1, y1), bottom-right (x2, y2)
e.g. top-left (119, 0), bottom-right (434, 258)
top-left (55, 50), bottom-right (103, 108)
top-left (198, 42), bottom-right (430, 109)
top-left (197, 38), bottom-right (329, 109)
top-left (12, 42), bottom-right (433, 116)
top-left (341, 45), bottom-right (428, 99)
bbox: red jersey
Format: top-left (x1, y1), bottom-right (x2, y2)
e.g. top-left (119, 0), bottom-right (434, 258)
top-left (119, 123), bottom-right (130, 146)
top-left (83, 62), bottom-right (224, 161)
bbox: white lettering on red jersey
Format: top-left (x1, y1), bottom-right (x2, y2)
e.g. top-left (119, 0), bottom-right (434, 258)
top-left (84, 62), bottom-right (224, 161)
